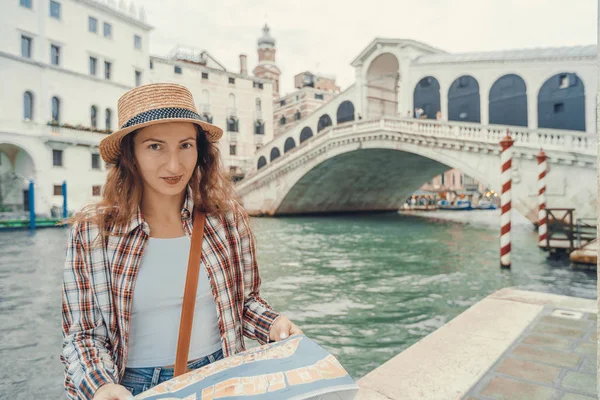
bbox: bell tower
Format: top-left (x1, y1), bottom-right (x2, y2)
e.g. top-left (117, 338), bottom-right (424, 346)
top-left (253, 24), bottom-right (281, 97)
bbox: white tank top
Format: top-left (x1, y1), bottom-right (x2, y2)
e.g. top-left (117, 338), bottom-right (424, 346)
top-left (126, 236), bottom-right (222, 368)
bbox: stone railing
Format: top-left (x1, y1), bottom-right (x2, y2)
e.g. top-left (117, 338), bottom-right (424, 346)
top-left (44, 125), bottom-right (108, 147)
top-left (379, 118), bottom-right (595, 153)
top-left (245, 117), bottom-right (596, 179)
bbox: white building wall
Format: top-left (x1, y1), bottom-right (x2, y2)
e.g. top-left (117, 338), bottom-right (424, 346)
top-left (0, 0), bottom-right (151, 215)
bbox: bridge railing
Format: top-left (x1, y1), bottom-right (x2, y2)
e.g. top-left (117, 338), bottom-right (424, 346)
top-left (378, 118), bottom-right (595, 153)
top-left (246, 117), bottom-right (596, 179)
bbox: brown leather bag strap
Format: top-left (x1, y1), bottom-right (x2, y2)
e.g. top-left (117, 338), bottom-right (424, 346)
top-left (174, 209), bottom-right (206, 377)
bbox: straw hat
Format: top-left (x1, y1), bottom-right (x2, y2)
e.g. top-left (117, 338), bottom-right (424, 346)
top-left (99, 83), bottom-right (223, 164)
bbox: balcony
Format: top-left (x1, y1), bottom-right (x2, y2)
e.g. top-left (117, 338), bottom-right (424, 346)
top-left (227, 107), bottom-right (238, 118)
top-left (44, 123), bottom-right (109, 147)
top-left (254, 110), bottom-right (263, 120)
top-left (228, 132), bottom-right (238, 143)
top-left (254, 134), bottom-right (264, 145)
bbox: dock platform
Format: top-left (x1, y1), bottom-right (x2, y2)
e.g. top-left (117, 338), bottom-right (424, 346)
top-left (570, 239), bottom-right (598, 266)
top-left (355, 288), bottom-right (597, 399)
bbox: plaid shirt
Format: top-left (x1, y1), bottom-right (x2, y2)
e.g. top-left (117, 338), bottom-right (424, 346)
top-left (60, 192), bottom-right (280, 399)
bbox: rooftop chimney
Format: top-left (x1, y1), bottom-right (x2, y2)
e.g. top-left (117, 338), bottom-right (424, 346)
top-left (239, 54), bottom-right (247, 75)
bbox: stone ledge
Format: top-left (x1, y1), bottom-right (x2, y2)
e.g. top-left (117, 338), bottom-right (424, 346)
top-left (355, 288), bottom-right (597, 400)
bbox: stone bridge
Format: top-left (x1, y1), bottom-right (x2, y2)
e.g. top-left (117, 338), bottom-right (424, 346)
top-left (235, 38), bottom-right (597, 222)
top-left (235, 117), bottom-right (596, 222)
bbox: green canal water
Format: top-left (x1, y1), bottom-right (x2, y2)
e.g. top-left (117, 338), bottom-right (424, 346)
top-left (0, 211), bottom-right (596, 398)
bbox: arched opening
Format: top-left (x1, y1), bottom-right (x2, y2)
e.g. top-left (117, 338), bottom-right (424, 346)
top-left (254, 120), bottom-right (265, 134)
top-left (336, 101), bottom-right (355, 124)
top-left (91, 105), bottom-right (98, 128)
top-left (51, 96), bottom-right (61, 123)
top-left (0, 143), bottom-right (35, 213)
top-left (227, 117), bottom-right (238, 132)
top-left (538, 73), bottom-right (585, 131)
top-left (448, 75), bottom-right (480, 123)
top-left (413, 76), bottom-right (440, 119)
top-left (365, 52), bottom-right (399, 119)
top-left (23, 91), bottom-right (34, 121)
top-left (300, 127), bottom-right (313, 143)
top-left (317, 114), bottom-right (332, 133)
top-left (489, 74), bottom-right (528, 127)
top-left (270, 147), bottom-right (281, 161)
top-left (257, 156), bottom-right (267, 170)
top-left (105, 108), bottom-right (112, 131)
top-left (284, 137), bottom-right (296, 153)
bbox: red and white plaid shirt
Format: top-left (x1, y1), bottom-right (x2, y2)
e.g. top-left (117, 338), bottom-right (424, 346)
top-left (60, 191), bottom-right (280, 399)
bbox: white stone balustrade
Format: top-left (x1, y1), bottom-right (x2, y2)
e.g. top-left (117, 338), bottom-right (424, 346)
top-left (44, 125), bottom-right (107, 147)
top-left (255, 117), bottom-right (595, 172)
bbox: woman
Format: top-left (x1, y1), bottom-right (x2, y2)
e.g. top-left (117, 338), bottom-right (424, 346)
top-left (60, 83), bottom-right (302, 400)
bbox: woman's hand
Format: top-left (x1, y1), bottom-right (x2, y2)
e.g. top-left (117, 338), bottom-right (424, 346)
top-left (269, 315), bottom-right (303, 342)
top-left (92, 383), bottom-right (134, 400)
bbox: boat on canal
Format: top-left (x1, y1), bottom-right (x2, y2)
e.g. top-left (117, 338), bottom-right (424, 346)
top-left (437, 200), bottom-right (498, 211)
top-left (438, 200), bottom-right (473, 211)
top-left (474, 200), bottom-right (498, 210)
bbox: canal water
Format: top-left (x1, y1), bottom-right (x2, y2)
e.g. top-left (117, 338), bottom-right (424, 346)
top-left (0, 211), bottom-right (596, 399)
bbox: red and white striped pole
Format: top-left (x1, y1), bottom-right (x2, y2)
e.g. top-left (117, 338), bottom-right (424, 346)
top-left (536, 150), bottom-right (548, 248)
top-left (499, 132), bottom-right (514, 269)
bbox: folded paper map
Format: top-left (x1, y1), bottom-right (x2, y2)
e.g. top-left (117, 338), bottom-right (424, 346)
top-left (135, 335), bottom-right (358, 400)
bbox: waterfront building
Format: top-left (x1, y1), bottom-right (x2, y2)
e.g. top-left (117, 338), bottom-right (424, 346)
top-left (147, 46), bottom-right (274, 181)
top-left (0, 1), bottom-right (275, 215)
top-left (0, 0), bottom-right (151, 215)
top-left (273, 72), bottom-right (340, 137)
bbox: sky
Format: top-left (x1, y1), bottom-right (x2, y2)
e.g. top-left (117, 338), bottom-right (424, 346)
top-left (141, 0), bottom-right (598, 96)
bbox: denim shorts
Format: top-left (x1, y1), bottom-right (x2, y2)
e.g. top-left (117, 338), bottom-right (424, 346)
top-left (120, 348), bottom-right (224, 396)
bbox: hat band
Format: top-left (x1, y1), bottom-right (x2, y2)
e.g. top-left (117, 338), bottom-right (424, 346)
top-left (120, 107), bottom-right (202, 129)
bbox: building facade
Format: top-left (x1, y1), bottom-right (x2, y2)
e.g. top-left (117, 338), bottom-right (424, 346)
top-left (0, 0), bottom-right (275, 215)
top-left (0, 0), bottom-right (151, 215)
top-left (273, 72), bottom-right (340, 137)
top-left (147, 48), bottom-right (274, 181)
top-left (419, 170), bottom-right (487, 198)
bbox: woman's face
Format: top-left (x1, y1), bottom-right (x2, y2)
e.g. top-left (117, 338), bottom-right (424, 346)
top-left (133, 122), bottom-right (198, 198)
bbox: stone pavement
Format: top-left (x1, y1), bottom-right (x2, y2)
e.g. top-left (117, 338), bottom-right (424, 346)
top-left (463, 306), bottom-right (597, 399)
top-left (355, 289), bottom-right (597, 400)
